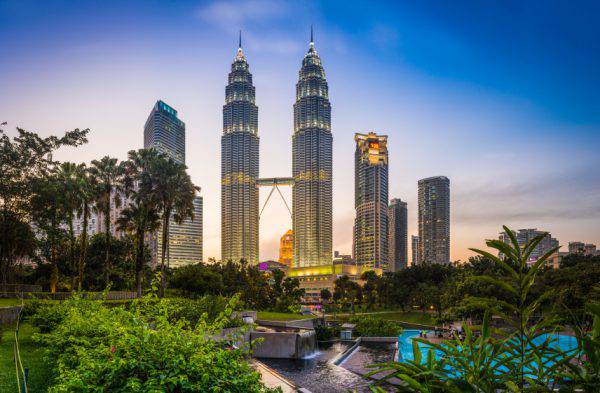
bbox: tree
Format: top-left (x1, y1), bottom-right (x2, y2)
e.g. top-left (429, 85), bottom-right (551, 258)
top-left (56, 162), bottom-right (84, 290)
top-left (0, 123), bottom-right (88, 284)
top-left (151, 156), bottom-right (198, 297)
top-left (30, 173), bottom-right (67, 292)
top-left (361, 270), bottom-right (380, 310)
top-left (75, 165), bottom-right (94, 291)
top-left (118, 149), bottom-right (162, 297)
top-left (83, 234), bottom-right (135, 290)
top-left (89, 156), bottom-right (123, 287)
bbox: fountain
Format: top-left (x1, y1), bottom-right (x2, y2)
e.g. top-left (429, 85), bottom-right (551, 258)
top-left (250, 328), bottom-right (316, 359)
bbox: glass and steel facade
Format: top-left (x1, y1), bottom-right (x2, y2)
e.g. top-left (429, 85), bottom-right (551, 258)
top-left (221, 45), bottom-right (259, 264)
top-left (411, 235), bottom-right (421, 266)
top-left (353, 132), bottom-right (389, 270)
top-left (417, 176), bottom-right (450, 264)
top-left (144, 101), bottom-right (185, 164)
top-left (144, 100), bottom-right (203, 267)
top-left (388, 198), bottom-right (408, 271)
top-left (292, 39), bottom-right (332, 268)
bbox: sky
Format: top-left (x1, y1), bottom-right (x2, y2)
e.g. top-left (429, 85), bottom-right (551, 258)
top-left (1, 0), bottom-right (599, 262)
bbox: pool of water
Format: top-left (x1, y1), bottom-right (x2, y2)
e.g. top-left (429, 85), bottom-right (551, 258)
top-left (341, 342), bottom-right (396, 377)
top-left (259, 341), bottom-right (373, 393)
top-left (398, 329), bottom-right (579, 366)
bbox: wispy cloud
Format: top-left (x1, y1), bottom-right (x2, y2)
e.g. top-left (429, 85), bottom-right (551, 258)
top-left (453, 164), bottom-right (600, 224)
top-left (196, 0), bottom-right (288, 28)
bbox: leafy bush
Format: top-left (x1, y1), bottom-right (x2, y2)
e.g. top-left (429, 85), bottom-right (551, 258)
top-left (348, 316), bottom-right (403, 337)
top-left (27, 301), bottom-right (68, 333)
top-left (315, 325), bottom-right (340, 341)
top-left (33, 296), bottom-right (276, 392)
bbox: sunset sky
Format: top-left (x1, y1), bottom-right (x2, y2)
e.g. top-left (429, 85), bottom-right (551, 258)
top-left (1, 0), bottom-right (599, 262)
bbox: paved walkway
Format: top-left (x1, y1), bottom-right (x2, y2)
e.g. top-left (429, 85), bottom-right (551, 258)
top-left (252, 360), bottom-right (298, 393)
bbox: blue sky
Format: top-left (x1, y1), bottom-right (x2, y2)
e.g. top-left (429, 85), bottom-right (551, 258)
top-left (1, 0), bottom-right (599, 261)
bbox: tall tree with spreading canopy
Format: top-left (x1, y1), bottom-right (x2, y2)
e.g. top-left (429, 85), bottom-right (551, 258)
top-left (0, 122), bottom-right (87, 285)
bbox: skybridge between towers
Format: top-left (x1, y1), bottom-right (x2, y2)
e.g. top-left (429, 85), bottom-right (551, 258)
top-left (257, 177), bottom-right (294, 219)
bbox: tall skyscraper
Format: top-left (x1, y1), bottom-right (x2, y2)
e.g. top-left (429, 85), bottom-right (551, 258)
top-left (144, 100), bottom-right (185, 163)
top-left (221, 36), bottom-right (259, 264)
top-left (418, 176), bottom-right (450, 264)
top-left (388, 198), bottom-right (408, 271)
top-left (279, 230), bottom-right (294, 267)
top-left (292, 29), bottom-right (332, 268)
top-left (411, 235), bottom-right (421, 265)
top-left (353, 132), bottom-right (389, 270)
top-left (144, 100), bottom-right (203, 268)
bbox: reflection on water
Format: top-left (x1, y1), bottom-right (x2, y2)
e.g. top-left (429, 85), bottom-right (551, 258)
top-left (342, 342), bottom-right (396, 376)
top-left (260, 341), bottom-right (372, 393)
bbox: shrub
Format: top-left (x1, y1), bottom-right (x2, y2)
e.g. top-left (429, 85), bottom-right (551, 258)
top-left (34, 296), bottom-right (277, 392)
top-left (348, 316), bottom-right (403, 337)
top-left (315, 325), bottom-right (340, 341)
top-left (27, 301), bottom-right (68, 333)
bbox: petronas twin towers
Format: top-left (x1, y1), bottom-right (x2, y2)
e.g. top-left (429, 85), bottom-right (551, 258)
top-left (221, 31), bottom-right (332, 268)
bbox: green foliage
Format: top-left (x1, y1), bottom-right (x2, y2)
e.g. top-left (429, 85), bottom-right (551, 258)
top-left (560, 302), bottom-right (600, 392)
top-left (32, 296), bottom-right (275, 392)
top-left (169, 262), bottom-right (305, 312)
top-left (349, 316), bottom-right (403, 337)
top-left (27, 301), bottom-right (68, 333)
top-left (368, 226), bottom-right (589, 392)
top-left (314, 325), bottom-right (340, 341)
top-left (0, 123), bottom-right (88, 284)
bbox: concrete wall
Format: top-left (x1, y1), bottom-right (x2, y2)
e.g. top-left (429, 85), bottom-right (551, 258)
top-left (0, 306), bottom-right (21, 324)
top-left (251, 331), bottom-right (300, 358)
top-left (250, 330), bottom-right (316, 359)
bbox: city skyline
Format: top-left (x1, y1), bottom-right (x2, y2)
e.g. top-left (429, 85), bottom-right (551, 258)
top-left (2, 1), bottom-right (599, 262)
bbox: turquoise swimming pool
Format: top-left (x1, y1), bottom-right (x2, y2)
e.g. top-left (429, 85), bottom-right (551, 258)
top-left (397, 329), bottom-right (579, 363)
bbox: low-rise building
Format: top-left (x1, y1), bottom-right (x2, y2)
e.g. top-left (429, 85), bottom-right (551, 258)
top-left (287, 258), bottom-right (382, 304)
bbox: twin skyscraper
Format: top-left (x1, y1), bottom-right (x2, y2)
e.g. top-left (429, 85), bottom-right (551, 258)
top-left (221, 31), bottom-right (332, 268)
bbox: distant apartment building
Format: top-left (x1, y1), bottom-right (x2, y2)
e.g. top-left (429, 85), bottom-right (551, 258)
top-left (278, 230), bottom-right (294, 267)
top-left (411, 235), bottom-right (421, 266)
top-left (353, 132), bottom-right (389, 270)
top-left (499, 228), bottom-right (559, 264)
top-left (388, 198), bottom-right (408, 271)
top-left (568, 241), bottom-right (598, 256)
top-left (144, 100), bottom-right (203, 268)
top-left (418, 176), bottom-right (450, 264)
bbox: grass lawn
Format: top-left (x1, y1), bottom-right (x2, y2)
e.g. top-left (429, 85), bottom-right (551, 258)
top-left (370, 311), bottom-right (435, 325)
top-left (330, 310), bottom-right (435, 326)
top-left (256, 311), bottom-right (314, 321)
top-left (0, 298), bottom-right (22, 307)
top-left (0, 322), bottom-right (51, 392)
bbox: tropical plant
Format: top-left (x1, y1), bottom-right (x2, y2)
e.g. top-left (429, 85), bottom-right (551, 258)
top-left (560, 302), bottom-right (600, 392)
top-left (368, 226), bottom-right (578, 392)
top-left (468, 226), bottom-right (574, 390)
top-left (150, 155), bottom-right (198, 297)
top-left (118, 149), bottom-right (162, 297)
top-left (89, 156), bottom-right (123, 286)
top-left (75, 164), bottom-right (94, 290)
top-left (56, 162), bottom-right (85, 289)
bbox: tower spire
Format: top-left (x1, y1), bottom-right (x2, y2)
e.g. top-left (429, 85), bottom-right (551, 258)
top-left (310, 24), bottom-right (314, 44)
top-left (239, 30), bottom-right (242, 48)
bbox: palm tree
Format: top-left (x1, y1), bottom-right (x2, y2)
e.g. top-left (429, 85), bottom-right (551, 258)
top-left (117, 203), bottom-right (159, 297)
top-left (56, 162), bottom-right (82, 290)
top-left (89, 156), bottom-right (123, 287)
top-left (118, 149), bottom-right (161, 297)
top-left (151, 157), bottom-right (198, 297)
top-left (75, 164), bottom-right (94, 291)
